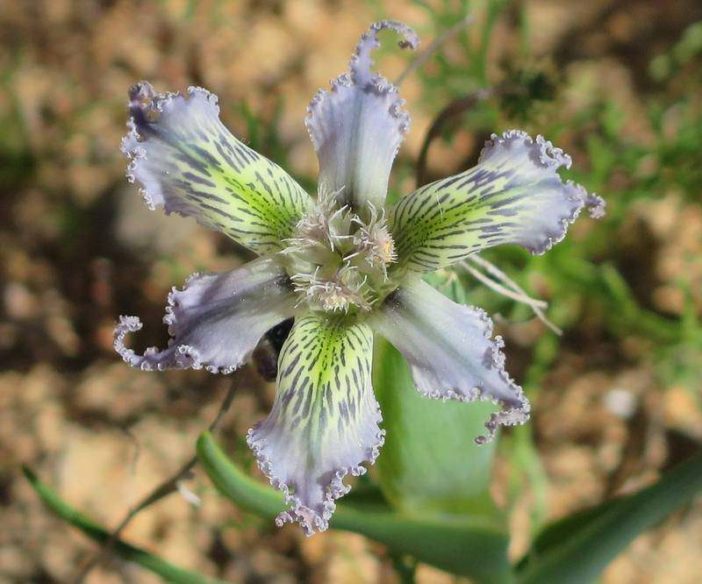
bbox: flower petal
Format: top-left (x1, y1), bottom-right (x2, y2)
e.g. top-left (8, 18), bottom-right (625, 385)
top-left (114, 257), bottom-right (296, 373)
top-left (371, 278), bottom-right (529, 443)
top-left (247, 312), bottom-right (383, 535)
top-left (390, 130), bottom-right (605, 272)
top-left (306, 21), bottom-right (418, 211)
top-left (123, 82), bottom-right (311, 254)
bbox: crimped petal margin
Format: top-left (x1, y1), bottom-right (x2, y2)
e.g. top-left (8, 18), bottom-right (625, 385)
top-left (306, 20), bottom-right (418, 211)
top-left (371, 278), bottom-right (529, 443)
top-left (390, 130), bottom-right (605, 272)
top-left (114, 257), bottom-right (296, 373)
top-left (247, 313), bottom-right (384, 534)
top-left (123, 82), bottom-right (311, 254)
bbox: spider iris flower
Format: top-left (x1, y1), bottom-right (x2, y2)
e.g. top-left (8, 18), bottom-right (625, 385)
top-left (115, 21), bottom-right (603, 534)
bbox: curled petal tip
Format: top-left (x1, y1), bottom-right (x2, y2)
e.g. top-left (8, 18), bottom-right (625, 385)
top-left (474, 398), bottom-right (531, 445)
top-left (128, 80), bottom-right (155, 107)
top-left (114, 314), bottom-right (144, 363)
top-left (585, 192), bottom-right (606, 218)
top-left (351, 20), bottom-right (419, 84)
top-left (112, 259), bottom-right (295, 374)
top-left (307, 21), bottom-right (418, 210)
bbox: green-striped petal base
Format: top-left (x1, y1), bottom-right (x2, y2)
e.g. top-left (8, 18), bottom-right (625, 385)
top-left (123, 82), bottom-right (311, 254)
top-left (390, 130), bottom-right (605, 272)
top-left (247, 312), bottom-right (384, 535)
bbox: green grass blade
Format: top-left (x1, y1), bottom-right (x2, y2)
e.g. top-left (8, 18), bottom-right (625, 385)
top-left (23, 466), bottom-right (227, 584)
top-left (197, 432), bottom-right (513, 584)
top-left (517, 451), bottom-right (702, 583)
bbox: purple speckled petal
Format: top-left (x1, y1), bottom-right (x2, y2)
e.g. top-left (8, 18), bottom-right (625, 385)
top-left (247, 312), bottom-right (383, 535)
top-left (306, 20), bottom-right (418, 211)
top-left (122, 82), bottom-right (311, 254)
top-left (390, 130), bottom-right (605, 272)
top-left (371, 279), bottom-right (530, 443)
top-left (114, 257), bottom-right (296, 373)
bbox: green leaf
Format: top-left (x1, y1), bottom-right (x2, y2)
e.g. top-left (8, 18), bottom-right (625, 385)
top-left (198, 432), bottom-right (513, 584)
top-left (517, 451), bottom-right (702, 583)
top-left (373, 337), bottom-right (501, 518)
top-left (22, 466), bottom-right (227, 584)
top-left (373, 271), bottom-right (502, 519)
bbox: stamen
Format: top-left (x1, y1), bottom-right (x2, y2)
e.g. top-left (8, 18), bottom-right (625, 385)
top-left (283, 196), bottom-right (396, 313)
top-left (291, 269), bottom-right (371, 313)
top-left (352, 204), bottom-right (397, 273)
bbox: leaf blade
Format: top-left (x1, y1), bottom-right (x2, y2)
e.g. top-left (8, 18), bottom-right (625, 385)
top-left (518, 452), bottom-right (702, 583)
top-left (197, 432), bottom-right (513, 584)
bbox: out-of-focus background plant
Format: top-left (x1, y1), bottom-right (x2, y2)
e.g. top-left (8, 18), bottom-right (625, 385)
top-left (2, 1), bottom-right (701, 582)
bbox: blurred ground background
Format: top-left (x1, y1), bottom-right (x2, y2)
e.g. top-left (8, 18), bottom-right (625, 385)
top-left (1, 0), bottom-right (701, 582)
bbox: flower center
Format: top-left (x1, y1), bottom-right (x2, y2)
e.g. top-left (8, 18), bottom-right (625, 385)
top-left (279, 196), bottom-right (398, 313)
